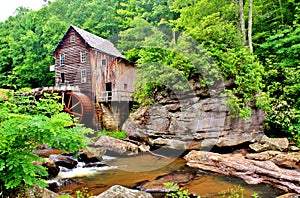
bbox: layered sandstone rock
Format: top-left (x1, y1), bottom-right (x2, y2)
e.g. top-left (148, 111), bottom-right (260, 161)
top-left (249, 135), bottom-right (289, 152)
top-left (184, 151), bottom-right (300, 193)
top-left (123, 95), bottom-right (265, 150)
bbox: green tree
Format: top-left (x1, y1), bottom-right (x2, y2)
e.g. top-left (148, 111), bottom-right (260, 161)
top-left (258, 12), bottom-right (300, 142)
top-left (172, 0), bottom-right (265, 118)
top-left (0, 7), bottom-right (56, 89)
top-left (0, 91), bottom-right (92, 196)
top-left (0, 0), bottom-right (299, 144)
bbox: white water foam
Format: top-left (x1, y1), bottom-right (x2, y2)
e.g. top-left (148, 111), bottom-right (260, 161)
top-left (102, 155), bottom-right (117, 161)
top-left (57, 166), bottom-right (120, 179)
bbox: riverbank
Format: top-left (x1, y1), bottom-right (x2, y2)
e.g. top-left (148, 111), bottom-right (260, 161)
top-left (41, 151), bottom-right (284, 197)
top-left (33, 134), bottom-right (299, 197)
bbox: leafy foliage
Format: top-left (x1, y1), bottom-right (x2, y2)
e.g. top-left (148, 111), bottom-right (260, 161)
top-left (0, 0), bottom-right (299, 147)
top-left (97, 129), bottom-right (127, 139)
top-left (58, 187), bottom-right (92, 198)
top-left (164, 182), bottom-right (191, 198)
top-left (219, 185), bottom-right (259, 198)
top-left (219, 185), bottom-right (245, 198)
top-left (75, 187), bottom-right (92, 198)
top-left (222, 48), bottom-right (265, 119)
top-left (0, 90), bottom-right (92, 195)
top-left (134, 47), bottom-right (196, 103)
top-left (257, 3), bottom-right (300, 143)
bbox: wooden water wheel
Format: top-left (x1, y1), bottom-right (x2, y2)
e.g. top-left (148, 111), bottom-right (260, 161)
top-left (62, 92), bottom-right (94, 123)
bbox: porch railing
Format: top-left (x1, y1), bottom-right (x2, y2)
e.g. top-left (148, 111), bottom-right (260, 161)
top-left (98, 91), bottom-right (135, 102)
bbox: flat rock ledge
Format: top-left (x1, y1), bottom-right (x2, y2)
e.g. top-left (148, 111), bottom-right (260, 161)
top-left (184, 151), bottom-right (300, 194)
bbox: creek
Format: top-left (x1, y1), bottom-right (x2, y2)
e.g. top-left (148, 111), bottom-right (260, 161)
top-left (49, 153), bottom-right (283, 197)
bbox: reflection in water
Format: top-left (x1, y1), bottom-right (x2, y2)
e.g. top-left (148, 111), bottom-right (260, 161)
top-left (56, 154), bottom-right (283, 197)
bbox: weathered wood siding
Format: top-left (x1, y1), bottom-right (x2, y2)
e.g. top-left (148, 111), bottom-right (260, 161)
top-left (54, 29), bottom-right (93, 97)
top-left (54, 27), bottom-right (136, 102)
top-left (114, 61), bottom-right (136, 98)
top-left (90, 50), bottom-right (136, 102)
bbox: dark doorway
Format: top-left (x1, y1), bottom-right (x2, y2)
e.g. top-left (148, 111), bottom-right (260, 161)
top-left (61, 73), bottom-right (65, 84)
top-left (105, 82), bottom-right (112, 100)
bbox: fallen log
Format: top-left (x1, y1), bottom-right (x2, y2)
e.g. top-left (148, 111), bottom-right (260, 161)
top-left (184, 151), bottom-right (300, 193)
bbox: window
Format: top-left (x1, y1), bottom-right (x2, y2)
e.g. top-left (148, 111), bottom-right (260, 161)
top-left (49, 65), bottom-right (55, 72)
top-left (102, 59), bottom-right (107, 67)
top-left (81, 69), bottom-right (87, 83)
top-left (124, 84), bottom-right (128, 90)
top-left (81, 51), bottom-right (86, 63)
top-left (60, 54), bottom-right (65, 65)
top-left (106, 82), bottom-right (112, 100)
top-left (70, 34), bottom-right (75, 43)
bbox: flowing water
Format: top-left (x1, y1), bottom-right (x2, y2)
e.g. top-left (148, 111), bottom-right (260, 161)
top-left (52, 154), bottom-right (283, 197)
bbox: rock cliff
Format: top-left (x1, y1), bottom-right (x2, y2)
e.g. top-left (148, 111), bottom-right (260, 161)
top-left (123, 90), bottom-right (265, 150)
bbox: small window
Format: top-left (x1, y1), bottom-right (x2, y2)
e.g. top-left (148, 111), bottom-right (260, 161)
top-left (81, 51), bottom-right (86, 63)
top-left (60, 54), bottom-right (65, 65)
top-left (70, 34), bottom-right (75, 43)
top-left (81, 69), bottom-right (87, 83)
top-left (50, 65), bottom-right (55, 72)
top-left (124, 84), bottom-right (128, 90)
top-left (102, 59), bottom-right (107, 67)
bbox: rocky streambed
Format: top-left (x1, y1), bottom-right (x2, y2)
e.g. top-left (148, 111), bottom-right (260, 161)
top-left (184, 135), bottom-right (300, 196)
top-left (32, 135), bottom-right (300, 198)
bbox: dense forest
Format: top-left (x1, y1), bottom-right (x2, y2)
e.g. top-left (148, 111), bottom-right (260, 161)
top-left (0, 0), bottom-right (299, 144)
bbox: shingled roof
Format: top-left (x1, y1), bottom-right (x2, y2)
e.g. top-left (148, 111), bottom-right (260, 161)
top-left (55, 25), bottom-right (125, 59)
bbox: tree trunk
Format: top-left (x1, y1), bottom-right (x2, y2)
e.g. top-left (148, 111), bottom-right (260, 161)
top-left (173, 31), bottom-right (178, 45)
top-left (248, 0), bottom-right (253, 52)
top-left (278, 0), bottom-right (284, 24)
top-left (239, 0), bottom-right (247, 46)
top-left (233, 0), bottom-right (242, 43)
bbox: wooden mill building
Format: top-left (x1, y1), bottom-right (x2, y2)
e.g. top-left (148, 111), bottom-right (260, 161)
top-left (52, 25), bottom-right (136, 129)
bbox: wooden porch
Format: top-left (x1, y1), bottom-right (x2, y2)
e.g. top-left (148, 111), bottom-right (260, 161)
top-left (98, 91), bottom-right (135, 102)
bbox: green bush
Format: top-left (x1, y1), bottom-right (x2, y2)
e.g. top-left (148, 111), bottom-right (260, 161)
top-left (97, 129), bottom-right (127, 139)
top-left (58, 187), bottom-right (92, 198)
top-left (164, 182), bottom-right (191, 198)
top-left (75, 187), bottom-right (92, 198)
top-left (219, 185), bottom-right (245, 198)
top-left (219, 185), bottom-right (259, 198)
top-left (0, 90), bottom-right (92, 196)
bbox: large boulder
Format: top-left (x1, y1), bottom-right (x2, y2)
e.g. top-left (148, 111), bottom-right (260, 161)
top-left (78, 147), bottom-right (105, 163)
top-left (49, 155), bottom-right (78, 169)
top-left (123, 95), bottom-right (265, 150)
top-left (94, 135), bottom-right (139, 155)
top-left (42, 158), bottom-right (60, 179)
top-left (93, 185), bottom-right (153, 198)
top-left (184, 151), bottom-right (300, 193)
top-left (249, 135), bottom-right (289, 152)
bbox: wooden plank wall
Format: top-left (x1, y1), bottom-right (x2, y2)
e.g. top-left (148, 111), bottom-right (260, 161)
top-left (91, 49), bottom-right (136, 103)
top-left (54, 29), bottom-right (93, 98)
top-left (54, 28), bottom-right (136, 103)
